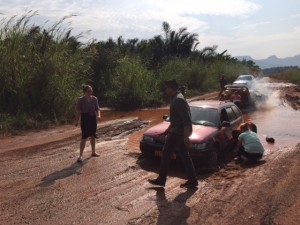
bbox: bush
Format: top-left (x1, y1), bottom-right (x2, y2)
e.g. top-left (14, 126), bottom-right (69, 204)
top-left (106, 57), bottom-right (160, 109)
top-left (0, 113), bottom-right (13, 133)
top-left (272, 68), bottom-right (300, 85)
top-left (0, 112), bottom-right (51, 133)
top-left (158, 58), bottom-right (207, 91)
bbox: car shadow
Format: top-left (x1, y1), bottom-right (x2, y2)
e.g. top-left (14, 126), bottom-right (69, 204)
top-left (39, 157), bottom-right (91, 187)
top-left (146, 186), bottom-right (197, 225)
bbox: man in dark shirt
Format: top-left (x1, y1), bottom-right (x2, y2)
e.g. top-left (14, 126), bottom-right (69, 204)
top-left (148, 79), bottom-right (198, 188)
top-left (219, 74), bottom-right (226, 96)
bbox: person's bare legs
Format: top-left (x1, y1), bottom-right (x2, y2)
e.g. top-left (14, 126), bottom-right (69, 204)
top-left (77, 139), bottom-right (86, 162)
top-left (90, 136), bottom-right (99, 156)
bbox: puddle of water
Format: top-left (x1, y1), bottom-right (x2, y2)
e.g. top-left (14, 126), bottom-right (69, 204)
top-left (245, 79), bottom-right (300, 149)
top-left (244, 101), bottom-right (300, 148)
top-left (252, 79), bottom-right (300, 147)
top-left (101, 108), bottom-right (169, 125)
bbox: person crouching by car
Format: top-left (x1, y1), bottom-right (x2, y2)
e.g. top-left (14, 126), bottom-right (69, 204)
top-left (236, 123), bottom-right (264, 163)
top-left (230, 122), bottom-right (257, 150)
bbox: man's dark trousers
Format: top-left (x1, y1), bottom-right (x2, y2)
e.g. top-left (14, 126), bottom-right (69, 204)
top-left (158, 133), bottom-right (197, 183)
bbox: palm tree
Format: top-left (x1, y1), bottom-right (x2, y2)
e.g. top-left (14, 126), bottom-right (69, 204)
top-left (196, 45), bottom-right (218, 61)
top-left (162, 21), bottom-right (199, 57)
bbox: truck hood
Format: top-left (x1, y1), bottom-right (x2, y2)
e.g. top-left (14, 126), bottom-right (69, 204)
top-left (233, 80), bottom-right (249, 85)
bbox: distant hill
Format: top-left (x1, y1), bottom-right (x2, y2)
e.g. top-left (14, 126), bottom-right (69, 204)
top-left (262, 66), bottom-right (299, 75)
top-left (235, 54), bottom-right (300, 69)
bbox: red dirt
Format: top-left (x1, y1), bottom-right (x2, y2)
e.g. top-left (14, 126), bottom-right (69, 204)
top-left (280, 85), bottom-right (300, 110)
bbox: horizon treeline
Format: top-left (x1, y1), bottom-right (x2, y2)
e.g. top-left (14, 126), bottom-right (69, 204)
top-left (0, 12), bottom-right (260, 131)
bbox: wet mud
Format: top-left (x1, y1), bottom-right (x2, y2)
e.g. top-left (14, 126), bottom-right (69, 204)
top-left (0, 81), bottom-right (300, 225)
top-left (280, 85), bottom-right (300, 110)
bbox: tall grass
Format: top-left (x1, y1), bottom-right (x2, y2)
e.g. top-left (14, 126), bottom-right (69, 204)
top-left (106, 57), bottom-right (161, 109)
top-left (157, 57), bottom-right (252, 93)
top-left (0, 11), bottom-right (91, 132)
top-left (158, 58), bottom-right (207, 90)
top-left (272, 68), bottom-right (300, 85)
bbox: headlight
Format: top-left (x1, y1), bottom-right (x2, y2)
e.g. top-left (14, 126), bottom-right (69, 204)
top-left (193, 143), bottom-right (206, 150)
top-left (143, 135), bottom-right (154, 143)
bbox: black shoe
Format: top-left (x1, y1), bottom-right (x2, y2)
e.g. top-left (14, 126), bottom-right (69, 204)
top-left (148, 179), bottom-right (165, 187)
top-left (180, 180), bottom-right (198, 189)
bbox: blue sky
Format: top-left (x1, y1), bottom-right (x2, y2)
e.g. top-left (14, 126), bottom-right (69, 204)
top-left (1, 0), bottom-right (299, 59)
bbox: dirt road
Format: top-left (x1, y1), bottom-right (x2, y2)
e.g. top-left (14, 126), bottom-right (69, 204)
top-left (1, 83), bottom-right (300, 225)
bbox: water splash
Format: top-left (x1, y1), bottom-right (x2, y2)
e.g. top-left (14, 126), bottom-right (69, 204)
top-left (251, 77), bottom-right (295, 110)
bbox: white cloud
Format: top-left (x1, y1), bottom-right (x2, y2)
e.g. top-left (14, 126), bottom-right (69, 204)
top-left (289, 13), bottom-right (300, 19)
top-left (144, 0), bottom-right (260, 16)
top-left (0, 0), bottom-right (260, 37)
top-left (232, 21), bottom-right (271, 31)
top-left (200, 25), bottom-right (300, 59)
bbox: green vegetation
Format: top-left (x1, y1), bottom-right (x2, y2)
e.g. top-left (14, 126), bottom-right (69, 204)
top-left (106, 57), bottom-right (160, 109)
top-left (271, 68), bottom-right (300, 85)
top-left (0, 13), bottom-right (259, 133)
top-left (0, 12), bottom-right (91, 131)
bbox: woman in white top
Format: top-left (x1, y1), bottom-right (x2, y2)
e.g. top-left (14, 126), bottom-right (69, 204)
top-left (237, 123), bottom-right (264, 162)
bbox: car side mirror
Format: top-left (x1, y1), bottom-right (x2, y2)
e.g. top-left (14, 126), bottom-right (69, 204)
top-left (162, 115), bottom-right (169, 121)
top-left (221, 121), bottom-right (230, 127)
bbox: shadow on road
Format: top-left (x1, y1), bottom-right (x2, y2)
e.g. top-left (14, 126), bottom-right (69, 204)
top-left (239, 159), bottom-right (267, 168)
top-left (136, 154), bottom-right (214, 181)
top-left (147, 186), bottom-right (197, 225)
top-left (39, 157), bottom-right (91, 187)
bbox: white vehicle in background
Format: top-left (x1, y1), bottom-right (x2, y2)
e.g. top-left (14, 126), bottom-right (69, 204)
top-left (233, 74), bottom-right (256, 89)
top-left (232, 74), bottom-right (268, 106)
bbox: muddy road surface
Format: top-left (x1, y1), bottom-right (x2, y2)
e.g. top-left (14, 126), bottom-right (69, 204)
top-left (1, 79), bottom-right (300, 225)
